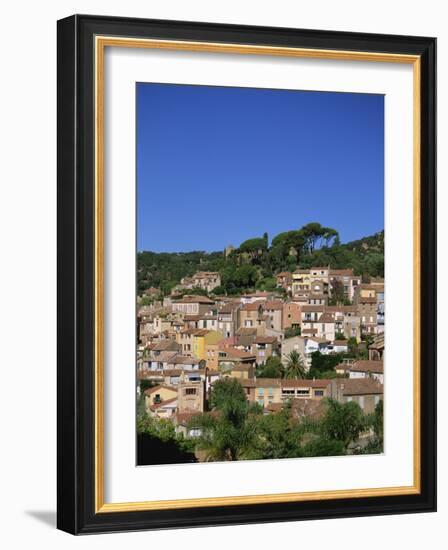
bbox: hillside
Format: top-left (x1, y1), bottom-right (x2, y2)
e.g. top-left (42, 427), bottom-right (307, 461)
top-left (137, 225), bottom-right (384, 296)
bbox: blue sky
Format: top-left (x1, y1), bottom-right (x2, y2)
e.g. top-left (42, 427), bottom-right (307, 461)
top-left (137, 83), bottom-right (384, 252)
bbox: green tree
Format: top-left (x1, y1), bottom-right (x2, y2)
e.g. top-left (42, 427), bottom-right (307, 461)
top-left (191, 378), bottom-right (260, 461)
top-left (308, 351), bottom-right (344, 379)
top-left (255, 276), bottom-right (277, 292)
top-left (301, 436), bottom-right (345, 457)
top-left (283, 350), bottom-right (306, 379)
top-left (257, 356), bottom-right (285, 378)
top-left (319, 399), bottom-right (366, 449)
top-left (300, 222), bottom-right (326, 254)
top-left (250, 403), bottom-right (304, 459)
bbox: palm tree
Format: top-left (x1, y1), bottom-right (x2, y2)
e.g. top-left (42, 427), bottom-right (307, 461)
top-left (188, 378), bottom-right (261, 461)
top-left (283, 350), bottom-right (306, 379)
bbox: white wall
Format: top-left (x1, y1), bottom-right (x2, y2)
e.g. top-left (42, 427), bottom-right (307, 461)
top-left (0, 0), bottom-right (445, 547)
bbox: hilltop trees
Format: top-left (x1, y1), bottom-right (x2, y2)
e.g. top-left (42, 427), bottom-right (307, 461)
top-left (137, 226), bottom-right (384, 297)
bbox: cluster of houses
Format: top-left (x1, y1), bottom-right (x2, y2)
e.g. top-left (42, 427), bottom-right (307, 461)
top-left (137, 268), bottom-right (384, 438)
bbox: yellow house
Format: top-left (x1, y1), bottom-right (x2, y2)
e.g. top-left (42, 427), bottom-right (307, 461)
top-left (192, 330), bottom-right (223, 361)
top-left (292, 269), bottom-right (311, 296)
top-left (357, 284), bottom-right (377, 300)
top-left (227, 364), bottom-right (255, 380)
top-left (144, 384), bottom-right (177, 415)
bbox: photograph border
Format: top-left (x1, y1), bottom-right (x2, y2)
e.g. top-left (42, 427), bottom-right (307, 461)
top-left (57, 14), bottom-right (436, 534)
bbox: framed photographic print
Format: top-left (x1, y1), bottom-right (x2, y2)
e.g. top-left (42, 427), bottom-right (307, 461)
top-left (57, 15), bottom-right (436, 534)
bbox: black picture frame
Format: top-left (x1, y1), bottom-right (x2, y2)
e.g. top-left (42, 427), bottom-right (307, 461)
top-left (57, 14), bottom-right (436, 535)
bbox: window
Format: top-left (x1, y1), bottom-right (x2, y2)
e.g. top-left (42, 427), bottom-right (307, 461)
top-left (185, 388), bottom-right (197, 396)
top-left (268, 387), bottom-right (274, 397)
top-left (154, 394), bottom-right (161, 404)
top-left (258, 388), bottom-right (264, 396)
top-left (296, 389), bottom-right (310, 396)
top-left (314, 390), bottom-right (324, 397)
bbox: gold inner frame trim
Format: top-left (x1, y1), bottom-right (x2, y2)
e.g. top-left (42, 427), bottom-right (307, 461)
top-left (94, 35), bottom-right (421, 513)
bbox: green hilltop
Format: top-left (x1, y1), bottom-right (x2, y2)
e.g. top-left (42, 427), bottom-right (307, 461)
top-left (137, 222), bottom-right (384, 296)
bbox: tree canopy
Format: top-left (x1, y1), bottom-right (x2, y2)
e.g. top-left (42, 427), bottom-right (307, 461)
top-left (137, 226), bottom-right (384, 296)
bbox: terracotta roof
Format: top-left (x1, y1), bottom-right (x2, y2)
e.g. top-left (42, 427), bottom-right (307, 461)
top-left (218, 302), bottom-right (240, 314)
top-left (326, 305), bottom-right (356, 313)
top-left (179, 327), bottom-right (201, 335)
top-left (318, 312), bottom-right (335, 323)
top-left (254, 336), bottom-right (278, 344)
top-left (330, 269), bottom-right (354, 276)
top-left (220, 347), bottom-right (256, 360)
top-left (255, 378), bottom-right (282, 388)
top-left (276, 271), bottom-right (292, 277)
top-left (183, 315), bottom-right (201, 321)
top-left (218, 336), bottom-right (239, 347)
top-left (335, 378), bottom-right (383, 396)
top-left (263, 300), bottom-right (284, 311)
top-left (241, 301), bottom-right (264, 311)
top-left (149, 340), bottom-right (180, 351)
top-left (350, 360), bottom-right (384, 373)
top-left (192, 329), bottom-right (211, 337)
top-left (234, 378), bottom-right (279, 389)
top-left (169, 355), bottom-right (200, 365)
top-left (301, 305), bottom-right (326, 312)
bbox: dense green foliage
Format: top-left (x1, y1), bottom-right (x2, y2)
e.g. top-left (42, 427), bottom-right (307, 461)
top-left (188, 379), bottom-right (261, 461)
top-left (307, 351), bottom-right (346, 379)
top-left (137, 226), bottom-right (384, 295)
top-left (137, 378), bottom-right (382, 463)
top-left (256, 356), bottom-right (285, 378)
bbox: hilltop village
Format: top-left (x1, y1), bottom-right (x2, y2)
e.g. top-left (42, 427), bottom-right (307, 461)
top-left (137, 264), bottom-right (385, 462)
